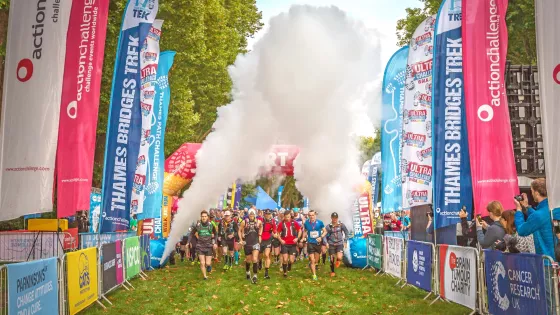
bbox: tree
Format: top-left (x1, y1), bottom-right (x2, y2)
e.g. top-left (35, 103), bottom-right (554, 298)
top-left (395, 0), bottom-right (537, 64)
top-left (359, 133), bottom-right (381, 166)
top-left (280, 176), bottom-right (303, 209)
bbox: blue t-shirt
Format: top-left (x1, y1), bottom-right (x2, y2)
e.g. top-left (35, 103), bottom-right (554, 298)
top-left (304, 220), bottom-right (325, 244)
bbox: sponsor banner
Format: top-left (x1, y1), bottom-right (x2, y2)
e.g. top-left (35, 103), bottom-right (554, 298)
top-left (381, 47), bottom-right (409, 214)
top-left (463, 0), bottom-right (518, 215)
top-left (124, 236), bottom-right (141, 280)
top-left (140, 234), bottom-right (151, 271)
top-left (64, 228), bottom-right (79, 250)
top-left (438, 245), bottom-right (476, 309)
top-left (536, 0), bottom-right (560, 210)
top-left (367, 234), bottom-right (383, 270)
top-left (230, 181), bottom-right (237, 208)
top-left (351, 184), bottom-right (373, 237)
top-left (217, 195), bottom-right (224, 210)
top-left (433, 0), bottom-right (473, 228)
top-left (101, 0), bottom-right (159, 232)
top-left (0, 232), bottom-right (64, 262)
top-left (277, 186), bottom-right (284, 209)
top-left (234, 180), bottom-right (242, 209)
top-left (57, 0), bottom-right (110, 218)
top-left (78, 231), bottom-right (136, 249)
top-left (102, 241), bottom-right (118, 293)
top-left (0, 0), bottom-right (71, 221)
top-left (406, 241), bottom-right (432, 292)
top-left (361, 160), bottom-right (371, 179)
top-left (90, 191), bottom-right (101, 233)
top-left (140, 218), bottom-right (155, 237)
top-left (485, 250), bottom-right (547, 315)
top-left (67, 248), bottom-right (99, 315)
top-left (140, 51), bottom-right (176, 220)
top-left (115, 240), bottom-right (124, 285)
top-left (402, 16), bottom-right (435, 210)
top-left (384, 236), bottom-right (403, 278)
top-left (161, 194), bottom-right (171, 238)
top-left (131, 20), bottom-right (163, 216)
top-left (303, 196), bottom-right (309, 210)
top-left (7, 257), bottom-right (58, 315)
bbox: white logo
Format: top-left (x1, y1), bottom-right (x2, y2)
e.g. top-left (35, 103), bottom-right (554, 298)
top-left (412, 250), bottom-right (419, 272)
top-left (491, 261), bottom-right (510, 311)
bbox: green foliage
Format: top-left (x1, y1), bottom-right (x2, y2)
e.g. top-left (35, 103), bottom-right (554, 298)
top-left (0, 0), bottom-right (8, 10)
top-left (359, 133), bottom-right (381, 166)
top-left (395, 0), bottom-right (536, 64)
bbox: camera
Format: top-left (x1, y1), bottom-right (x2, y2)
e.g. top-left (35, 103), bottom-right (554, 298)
top-left (514, 194), bottom-right (524, 202)
top-left (476, 214), bottom-right (482, 223)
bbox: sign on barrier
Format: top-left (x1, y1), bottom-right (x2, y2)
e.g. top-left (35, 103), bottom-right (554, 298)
top-left (125, 237), bottom-right (141, 280)
top-left (79, 232), bottom-right (136, 249)
top-left (384, 236), bottom-right (403, 278)
top-left (406, 241), bottom-right (432, 292)
top-left (438, 245), bottom-right (477, 310)
top-left (6, 257), bottom-right (58, 315)
top-left (0, 232), bottom-right (65, 262)
top-left (101, 241), bottom-right (123, 294)
top-left (140, 235), bottom-right (151, 271)
top-left (485, 250), bottom-right (548, 315)
top-left (367, 234), bottom-right (383, 270)
top-left (384, 231), bottom-right (409, 239)
top-left (67, 248), bottom-right (99, 315)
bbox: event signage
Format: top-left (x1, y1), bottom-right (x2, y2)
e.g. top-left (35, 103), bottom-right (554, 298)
top-left (462, 0), bottom-right (518, 215)
top-left (369, 152), bottom-right (381, 206)
top-left (100, 0), bottom-right (159, 232)
top-left (277, 186), bottom-right (284, 209)
top-left (79, 231), bottom-right (136, 249)
top-left (140, 235), bottom-right (151, 271)
top-left (406, 241), bottom-right (432, 291)
top-left (432, 0), bottom-right (473, 228)
top-left (484, 250), bottom-right (547, 315)
top-left (235, 180), bottom-right (242, 209)
top-left (0, 232), bottom-right (64, 262)
top-left (367, 234), bottom-right (383, 270)
top-left (6, 257), bottom-right (59, 315)
top-left (125, 237), bottom-right (141, 280)
top-left (438, 245), bottom-right (476, 309)
top-left (401, 15), bottom-right (435, 210)
top-left (102, 241), bottom-right (119, 293)
top-left (57, 0), bottom-right (110, 218)
top-left (535, 0), bottom-right (560, 210)
top-left (116, 240), bottom-right (124, 285)
top-left (381, 47), bottom-right (409, 214)
top-left (384, 236), bottom-right (403, 278)
top-left (67, 248), bottom-right (99, 315)
top-left (131, 20), bottom-right (163, 217)
top-left (89, 191), bottom-right (102, 233)
top-left (0, 0), bottom-right (71, 221)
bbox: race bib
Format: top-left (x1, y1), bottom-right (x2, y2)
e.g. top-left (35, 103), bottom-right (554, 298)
top-left (310, 231), bottom-right (319, 238)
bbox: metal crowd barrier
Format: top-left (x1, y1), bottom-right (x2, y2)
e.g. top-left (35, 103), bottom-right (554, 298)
top-left (0, 231), bottom-right (72, 262)
top-left (79, 232), bottom-right (137, 249)
top-left (405, 240), bottom-right (437, 300)
top-left (382, 236), bottom-right (406, 285)
top-left (0, 265), bottom-right (6, 315)
top-left (543, 256), bottom-right (559, 315)
top-left (384, 231), bottom-right (410, 240)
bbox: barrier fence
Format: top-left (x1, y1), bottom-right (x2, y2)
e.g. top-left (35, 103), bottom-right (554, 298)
top-left (79, 232), bottom-right (137, 249)
top-left (406, 240), bottom-right (436, 299)
top-left (0, 231), bottom-right (75, 262)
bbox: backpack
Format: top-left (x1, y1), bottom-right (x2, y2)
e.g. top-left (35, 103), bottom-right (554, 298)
top-left (280, 221), bottom-right (297, 238)
top-left (196, 221), bottom-right (213, 236)
top-left (263, 220), bottom-right (275, 234)
top-left (244, 218), bottom-right (259, 235)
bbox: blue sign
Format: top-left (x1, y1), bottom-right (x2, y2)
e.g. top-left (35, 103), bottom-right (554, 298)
top-left (485, 250), bottom-right (548, 315)
top-left (100, 0), bottom-right (159, 232)
top-left (406, 241), bottom-right (432, 292)
top-left (140, 51), bottom-right (175, 220)
top-left (348, 236), bottom-right (367, 268)
top-left (277, 186), bottom-right (284, 209)
top-left (381, 47), bottom-right (409, 214)
top-left (7, 257), bottom-right (58, 315)
top-left (432, 0), bottom-right (472, 228)
top-left (150, 238), bottom-right (169, 269)
top-left (90, 191), bottom-right (101, 233)
top-left (369, 164), bottom-right (379, 206)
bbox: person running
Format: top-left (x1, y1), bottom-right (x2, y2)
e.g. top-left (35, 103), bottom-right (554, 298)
top-left (239, 209), bottom-right (263, 284)
top-left (276, 210), bottom-right (302, 278)
top-left (302, 210), bottom-right (326, 280)
top-left (233, 211), bottom-right (243, 265)
top-left (260, 209), bottom-right (277, 279)
top-left (209, 213), bottom-right (220, 262)
top-left (325, 212), bottom-right (349, 277)
top-left (188, 222), bottom-right (198, 264)
top-left (218, 211), bottom-right (238, 270)
top-left (192, 210), bottom-right (218, 280)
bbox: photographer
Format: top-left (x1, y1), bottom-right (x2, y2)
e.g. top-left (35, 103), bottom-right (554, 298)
top-left (476, 201), bottom-right (506, 249)
top-left (457, 208), bottom-right (477, 247)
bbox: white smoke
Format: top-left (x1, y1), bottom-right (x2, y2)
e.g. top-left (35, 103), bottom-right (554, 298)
top-left (163, 5), bottom-right (383, 260)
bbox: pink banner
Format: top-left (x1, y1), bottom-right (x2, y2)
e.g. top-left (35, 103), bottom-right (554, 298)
top-left (463, 0), bottom-right (518, 215)
top-left (57, 0), bottom-right (110, 218)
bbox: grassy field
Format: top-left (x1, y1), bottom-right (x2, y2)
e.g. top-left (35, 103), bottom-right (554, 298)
top-left (83, 256), bottom-right (470, 315)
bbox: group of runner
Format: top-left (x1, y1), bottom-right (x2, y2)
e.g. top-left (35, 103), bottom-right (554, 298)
top-left (185, 207), bottom-right (349, 282)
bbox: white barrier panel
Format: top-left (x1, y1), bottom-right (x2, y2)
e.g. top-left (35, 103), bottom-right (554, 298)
top-left (438, 244), bottom-right (478, 311)
top-left (0, 232), bottom-right (65, 262)
top-left (384, 236), bottom-right (403, 278)
top-left (79, 232), bottom-right (137, 249)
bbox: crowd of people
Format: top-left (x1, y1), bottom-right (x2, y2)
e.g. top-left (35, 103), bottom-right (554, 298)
top-left (173, 207), bottom-right (350, 282)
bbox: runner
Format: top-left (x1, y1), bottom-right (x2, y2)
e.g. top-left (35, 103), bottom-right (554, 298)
top-left (272, 211), bottom-right (283, 265)
top-left (233, 211), bottom-right (243, 265)
top-left (239, 209), bottom-right (263, 284)
top-left (209, 213), bottom-right (220, 262)
top-left (188, 222), bottom-right (198, 265)
top-left (218, 211), bottom-right (238, 270)
top-left (192, 210), bottom-right (218, 280)
top-left (325, 212), bottom-right (349, 277)
top-left (302, 210), bottom-right (326, 280)
top-left (260, 209), bottom-right (277, 279)
top-left (276, 210), bottom-right (302, 278)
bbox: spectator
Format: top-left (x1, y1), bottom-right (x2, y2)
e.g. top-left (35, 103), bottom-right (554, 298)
top-left (476, 201), bottom-right (506, 249)
top-left (400, 211), bottom-right (411, 231)
top-left (500, 210), bottom-right (535, 253)
top-left (389, 212), bottom-right (402, 231)
top-left (457, 208), bottom-right (477, 247)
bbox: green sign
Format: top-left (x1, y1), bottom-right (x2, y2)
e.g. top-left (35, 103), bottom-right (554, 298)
top-left (367, 234), bottom-right (383, 270)
top-left (125, 236), bottom-right (141, 280)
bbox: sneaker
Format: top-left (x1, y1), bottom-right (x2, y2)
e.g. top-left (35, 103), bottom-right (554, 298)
top-left (330, 272), bottom-right (336, 277)
top-left (283, 273), bottom-right (288, 278)
top-left (235, 261), bottom-right (239, 266)
top-left (335, 261), bottom-right (341, 268)
top-left (312, 275), bottom-right (318, 281)
top-left (204, 277), bottom-right (208, 280)
top-left (287, 264), bottom-right (292, 272)
top-left (223, 264), bottom-right (229, 271)
top-left (264, 274), bottom-right (271, 279)
top-left (246, 274), bottom-right (251, 280)
top-left (252, 276), bottom-right (258, 284)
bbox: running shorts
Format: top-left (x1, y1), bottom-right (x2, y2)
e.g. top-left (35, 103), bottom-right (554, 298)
top-left (225, 239), bottom-right (235, 251)
top-left (328, 244), bottom-right (344, 255)
top-left (244, 243), bottom-right (260, 255)
top-left (272, 238), bottom-right (281, 248)
top-left (307, 243), bottom-right (322, 254)
top-left (281, 244), bottom-right (297, 256)
top-left (196, 246), bottom-right (213, 257)
top-left (260, 239), bottom-right (273, 250)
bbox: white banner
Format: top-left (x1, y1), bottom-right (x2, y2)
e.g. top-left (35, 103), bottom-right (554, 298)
top-left (401, 15), bottom-right (436, 210)
top-left (0, 0), bottom-right (72, 220)
top-left (536, 0), bottom-right (560, 210)
top-left (0, 232), bottom-right (64, 262)
top-left (439, 245), bottom-right (477, 310)
top-left (384, 236), bottom-right (403, 278)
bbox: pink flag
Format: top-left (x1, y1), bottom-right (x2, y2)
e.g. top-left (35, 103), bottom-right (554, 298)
top-left (463, 0), bottom-right (518, 215)
top-left (57, 0), bottom-right (110, 218)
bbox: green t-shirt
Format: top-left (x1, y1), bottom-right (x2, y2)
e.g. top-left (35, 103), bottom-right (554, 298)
top-left (130, 218), bottom-right (138, 231)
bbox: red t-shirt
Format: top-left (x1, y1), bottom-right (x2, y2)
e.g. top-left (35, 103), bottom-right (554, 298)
top-left (277, 220), bottom-right (301, 245)
top-left (261, 220), bottom-right (277, 241)
top-left (390, 219), bottom-right (402, 231)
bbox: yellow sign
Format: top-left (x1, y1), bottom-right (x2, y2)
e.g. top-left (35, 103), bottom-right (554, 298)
top-left (67, 247), bottom-right (98, 315)
top-left (162, 194), bottom-right (171, 238)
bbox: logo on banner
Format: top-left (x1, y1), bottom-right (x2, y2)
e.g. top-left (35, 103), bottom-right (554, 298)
top-left (448, 0), bottom-right (462, 15)
top-left (133, 174), bottom-right (146, 193)
top-left (449, 251), bottom-right (472, 296)
top-left (144, 52), bottom-right (157, 62)
top-left (406, 60), bottom-right (433, 89)
top-left (403, 109), bottom-right (428, 124)
top-left (407, 163), bottom-right (432, 185)
top-left (491, 261), bottom-right (511, 311)
top-left (414, 92), bottom-right (431, 108)
top-left (417, 147), bottom-right (432, 161)
top-left (411, 32), bottom-right (433, 51)
top-left (133, 0), bottom-right (157, 19)
top-left (141, 102), bottom-right (152, 116)
top-left (404, 132), bottom-right (426, 147)
top-left (16, 2), bottom-right (52, 82)
top-left (143, 89), bottom-right (155, 100)
top-left (147, 25), bottom-right (161, 41)
top-left (425, 16), bottom-right (436, 32)
top-left (407, 190), bottom-right (428, 204)
top-left (412, 250), bottom-right (419, 272)
top-left (78, 253), bottom-right (90, 289)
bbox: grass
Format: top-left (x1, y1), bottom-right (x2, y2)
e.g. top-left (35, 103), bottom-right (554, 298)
top-left (83, 256), bottom-right (470, 315)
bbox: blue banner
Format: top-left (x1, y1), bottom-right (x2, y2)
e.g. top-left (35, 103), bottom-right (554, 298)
top-left (277, 186), bottom-right (284, 209)
top-left (485, 250), bottom-right (548, 315)
top-left (348, 236), bottom-right (367, 268)
top-left (369, 164), bottom-right (379, 206)
top-left (432, 0), bottom-right (472, 228)
top-left (140, 51), bottom-right (175, 220)
top-left (7, 257), bottom-right (58, 315)
top-left (234, 179), bottom-right (242, 209)
top-left (140, 234), bottom-right (151, 271)
top-left (303, 197), bottom-right (309, 209)
top-left (381, 47), bottom-right (409, 214)
top-left (406, 241), bottom-right (432, 292)
top-left (101, 0), bottom-right (159, 232)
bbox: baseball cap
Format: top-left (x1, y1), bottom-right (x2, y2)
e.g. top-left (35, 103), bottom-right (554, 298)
top-left (224, 211), bottom-right (231, 216)
top-left (249, 209), bottom-right (256, 216)
top-left (331, 212), bottom-right (339, 218)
